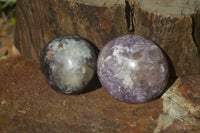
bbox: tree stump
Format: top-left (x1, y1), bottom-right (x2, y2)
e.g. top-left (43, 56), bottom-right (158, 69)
top-left (15, 0), bottom-right (200, 76)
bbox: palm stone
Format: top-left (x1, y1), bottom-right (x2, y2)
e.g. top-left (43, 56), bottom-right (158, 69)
top-left (97, 35), bottom-right (169, 103)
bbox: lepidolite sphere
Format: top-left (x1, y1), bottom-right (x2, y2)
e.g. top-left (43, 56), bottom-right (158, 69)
top-left (40, 35), bottom-right (96, 94)
top-left (97, 35), bottom-right (169, 104)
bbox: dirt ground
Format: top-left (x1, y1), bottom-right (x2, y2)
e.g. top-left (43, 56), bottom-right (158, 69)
top-left (0, 20), bottom-right (199, 133)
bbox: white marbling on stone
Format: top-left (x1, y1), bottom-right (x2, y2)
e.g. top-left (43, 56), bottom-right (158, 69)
top-left (40, 36), bottom-right (96, 94)
top-left (97, 35), bottom-right (169, 103)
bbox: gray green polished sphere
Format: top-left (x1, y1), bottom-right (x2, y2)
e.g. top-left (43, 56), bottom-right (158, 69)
top-left (40, 35), bottom-right (96, 94)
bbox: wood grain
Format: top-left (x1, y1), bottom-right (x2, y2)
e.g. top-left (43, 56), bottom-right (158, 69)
top-left (15, 0), bottom-right (200, 76)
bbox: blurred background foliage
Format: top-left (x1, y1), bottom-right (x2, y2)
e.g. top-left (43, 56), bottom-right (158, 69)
top-left (0, 0), bottom-right (17, 59)
top-left (0, 0), bottom-right (16, 24)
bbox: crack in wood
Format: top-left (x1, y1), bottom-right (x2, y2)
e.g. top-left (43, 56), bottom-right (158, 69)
top-left (125, 0), bottom-right (135, 33)
top-left (191, 12), bottom-right (200, 55)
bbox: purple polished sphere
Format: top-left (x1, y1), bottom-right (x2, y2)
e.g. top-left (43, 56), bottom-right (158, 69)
top-left (97, 35), bottom-right (169, 104)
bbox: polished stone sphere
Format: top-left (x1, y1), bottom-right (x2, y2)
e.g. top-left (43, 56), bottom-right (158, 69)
top-left (97, 35), bottom-right (169, 103)
top-left (40, 35), bottom-right (96, 94)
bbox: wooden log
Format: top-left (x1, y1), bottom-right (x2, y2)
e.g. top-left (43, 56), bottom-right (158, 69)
top-left (15, 0), bottom-right (127, 60)
top-left (15, 0), bottom-right (200, 76)
top-left (127, 0), bottom-right (200, 76)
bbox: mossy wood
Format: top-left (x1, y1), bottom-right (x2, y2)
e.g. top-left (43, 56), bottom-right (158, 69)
top-left (15, 0), bottom-right (200, 76)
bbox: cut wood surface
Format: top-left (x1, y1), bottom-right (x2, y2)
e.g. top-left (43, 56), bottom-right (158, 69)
top-left (15, 0), bottom-right (200, 76)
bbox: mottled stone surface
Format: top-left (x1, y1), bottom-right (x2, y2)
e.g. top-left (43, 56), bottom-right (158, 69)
top-left (154, 75), bottom-right (200, 133)
top-left (40, 35), bottom-right (96, 94)
top-left (162, 75), bottom-right (200, 119)
top-left (0, 56), bottom-right (164, 133)
top-left (97, 35), bottom-right (169, 103)
top-left (1, 56), bottom-right (200, 132)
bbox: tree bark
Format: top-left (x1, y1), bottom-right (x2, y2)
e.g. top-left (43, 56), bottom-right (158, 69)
top-left (15, 0), bottom-right (200, 76)
top-left (127, 0), bottom-right (200, 76)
